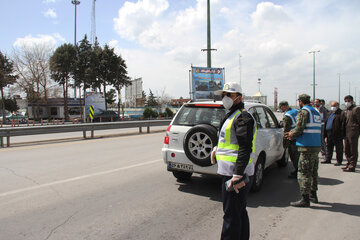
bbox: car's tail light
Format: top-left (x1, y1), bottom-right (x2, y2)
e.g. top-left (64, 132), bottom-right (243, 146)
top-left (164, 136), bottom-right (169, 144)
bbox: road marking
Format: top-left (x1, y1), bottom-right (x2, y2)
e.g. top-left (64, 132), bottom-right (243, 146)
top-left (0, 159), bottom-right (162, 198)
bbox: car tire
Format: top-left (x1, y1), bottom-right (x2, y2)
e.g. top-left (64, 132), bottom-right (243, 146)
top-left (251, 154), bottom-right (265, 192)
top-left (172, 171), bottom-right (193, 181)
top-left (183, 124), bottom-right (218, 167)
top-left (277, 148), bottom-right (289, 168)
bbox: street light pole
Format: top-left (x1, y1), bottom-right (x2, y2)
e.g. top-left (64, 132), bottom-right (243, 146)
top-left (72, 0), bottom-right (80, 99)
top-left (338, 73), bottom-right (341, 104)
top-left (309, 50), bottom-right (320, 103)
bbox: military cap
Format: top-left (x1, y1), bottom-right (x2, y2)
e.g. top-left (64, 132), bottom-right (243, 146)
top-left (298, 94), bottom-right (311, 102)
top-left (279, 101), bottom-right (289, 107)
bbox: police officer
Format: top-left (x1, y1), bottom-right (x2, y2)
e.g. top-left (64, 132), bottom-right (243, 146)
top-left (213, 82), bottom-right (256, 240)
top-left (285, 94), bottom-right (322, 207)
top-left (279, 101), bottom-right (300, 178)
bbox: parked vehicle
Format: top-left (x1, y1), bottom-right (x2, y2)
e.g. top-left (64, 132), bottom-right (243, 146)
top-left (162, 100), bottom-right (288, 192)
top-left (93, 110), bottom-right (120, 122)
top-left (6, 112), bottom-right (28, 123)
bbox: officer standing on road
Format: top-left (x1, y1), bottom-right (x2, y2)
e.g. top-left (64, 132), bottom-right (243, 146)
top-left (279, 101), bottom-right (300, 178)
top-left (212, 82), bottom-right (256, 240)
top-left (343, 95), bottom-right (360, 172)
top-left (285, 94), bottom-right (322, 207)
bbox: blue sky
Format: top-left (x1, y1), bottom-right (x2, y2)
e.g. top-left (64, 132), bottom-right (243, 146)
top-left (1, 0), bottom-right (360, 105)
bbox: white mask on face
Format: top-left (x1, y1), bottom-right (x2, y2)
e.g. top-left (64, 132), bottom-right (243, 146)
top-left (222, 96), bottom-right (234, 110)
top-left (345, 102), bottom-right (352, 108)
top-left (331, 106), bottom-right (337, 112)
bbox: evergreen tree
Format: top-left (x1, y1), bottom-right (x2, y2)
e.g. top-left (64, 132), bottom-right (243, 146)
top-left (147, 89), bottom-right (158, 107)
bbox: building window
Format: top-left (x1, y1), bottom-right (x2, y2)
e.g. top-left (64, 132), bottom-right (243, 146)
top-left (51, 107), bottom-right (58, 116)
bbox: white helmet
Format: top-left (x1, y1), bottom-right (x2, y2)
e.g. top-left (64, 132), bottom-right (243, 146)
top-left (214, 82), bottom-right (242, 95)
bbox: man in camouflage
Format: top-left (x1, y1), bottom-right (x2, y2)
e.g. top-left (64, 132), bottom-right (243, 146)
top-left (285, 94), bottom-right (322, 207)
top-left (279, 101), bottom-right (300, 178)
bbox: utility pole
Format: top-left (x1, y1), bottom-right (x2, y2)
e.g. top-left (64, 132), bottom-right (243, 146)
top-left (201, 0), bottom-right (216, 68)
top-left (337, 73), bottom-right (342, 104)
top-left (274, 87), bottom-right (278, 111)
top-left (309, 50), bottom-right (320, 103)
top-left (239, 54), bottom-right (242, 88)
top-left (72, 0), bottom-right (80, 99)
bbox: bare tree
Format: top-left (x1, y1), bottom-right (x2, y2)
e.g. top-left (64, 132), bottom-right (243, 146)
top-left (12, 43), bottom-right (54, 120)
top-left (156, 87), bottom-right (172, 114)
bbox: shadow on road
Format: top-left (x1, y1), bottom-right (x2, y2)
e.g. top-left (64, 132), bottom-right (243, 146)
top-left (318, 177), bottom-right (344, 185)
top-left (311, 202), bottom-right (360, 217)
top-left (176, 164), bottom-right (305, 207)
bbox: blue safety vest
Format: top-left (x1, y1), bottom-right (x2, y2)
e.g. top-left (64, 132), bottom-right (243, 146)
top-left (284, 108), bottom-right (299, 129)
top-left (295, 105), bottom-right (321, 147)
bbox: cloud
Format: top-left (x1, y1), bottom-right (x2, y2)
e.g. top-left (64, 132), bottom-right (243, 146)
top-left (43, 0), bottom-right (56, 3)
top-left (13, 34), bottom-right (65, 49)
top-left (251, 2), bottom-right (291, 28)
top-left (43, 8), bottom-right (57, 19)
top-left (113, 0), bottom-right (169, 48)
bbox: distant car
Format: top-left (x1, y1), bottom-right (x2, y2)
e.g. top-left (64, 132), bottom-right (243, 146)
top-left (162, 100), bottom-right (288, 192)
top-left (93, 110), bottom-right (120, 122)
top-left (6, 112), bottom-right (28, 123)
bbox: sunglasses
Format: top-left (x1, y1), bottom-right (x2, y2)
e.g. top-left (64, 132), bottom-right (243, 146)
top-left (221, 92), bottom-right (232, 98)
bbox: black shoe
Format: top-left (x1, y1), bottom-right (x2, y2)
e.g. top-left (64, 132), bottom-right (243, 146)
top-left (334, 163), bottom-right (342, 166)
top-left (321, 160), bottom-right (331, 164)
top-left (309, 191), bottom-right (318, 203)
top-left (290, 195), bottom-right (310, 207)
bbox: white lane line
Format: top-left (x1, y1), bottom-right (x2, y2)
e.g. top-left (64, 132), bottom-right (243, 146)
top-left (0, 159), bottom-right (162, 198)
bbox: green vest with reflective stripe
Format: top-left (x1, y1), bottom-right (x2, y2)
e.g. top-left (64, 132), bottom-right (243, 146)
top-left (216, 109), bottom-right (257, 176)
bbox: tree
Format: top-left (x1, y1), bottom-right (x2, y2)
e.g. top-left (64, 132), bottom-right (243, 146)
top-left (106, 88), bottom-right (116, 106)
top-left (12, 43), bottom-right (54, 120)
top-left (143, 107), bottom-right (158, 119)
top-left (50, 43), bottom-right (77, 121)
top-left (0, 51), bottom-right (18, 121)
top-left (73, 35), bottom-right (96, 121)
top-left (147, 89), bottom-right (158, 107)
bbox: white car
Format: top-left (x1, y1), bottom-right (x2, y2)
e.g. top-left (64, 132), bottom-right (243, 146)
top-left (162, 100), bottom-right (288, 192)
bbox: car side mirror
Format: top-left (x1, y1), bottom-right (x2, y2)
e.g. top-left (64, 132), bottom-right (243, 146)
top-left (279, 121), bottom-right (284, 128)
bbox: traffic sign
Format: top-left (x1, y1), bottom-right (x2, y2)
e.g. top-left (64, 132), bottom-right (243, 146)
top-left (89, 105), bottom-right (94, 120)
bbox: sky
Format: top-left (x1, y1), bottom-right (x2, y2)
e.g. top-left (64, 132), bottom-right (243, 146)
top-left (1, 0), bottom-right (360, 106)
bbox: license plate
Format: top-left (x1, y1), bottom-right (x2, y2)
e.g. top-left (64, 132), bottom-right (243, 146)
top-left (168, 162), bottom-right (193, 171)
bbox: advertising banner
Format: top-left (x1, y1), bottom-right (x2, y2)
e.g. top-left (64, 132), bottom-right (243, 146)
top-left (85, 92), bottom-right (106, 115)
top-left (191, 67), bottom-right (224, 100)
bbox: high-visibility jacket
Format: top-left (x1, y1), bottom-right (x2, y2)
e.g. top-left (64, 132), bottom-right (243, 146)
top-left (295, 105), bottom-right (322, 147)
top-left (216, 109), bottom-right (257, 176)
top-left (285, 108), bottom-right (299, 129)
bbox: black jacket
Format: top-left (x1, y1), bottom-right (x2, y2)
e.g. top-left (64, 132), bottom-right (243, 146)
top-left (324, 108), bottom-right (346, 139)
top-left (219, 102), bottom-right (255, 175)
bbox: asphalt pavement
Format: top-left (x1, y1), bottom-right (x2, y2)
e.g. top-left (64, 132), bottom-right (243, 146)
top-left (0, 132), bottom-right (359, 240)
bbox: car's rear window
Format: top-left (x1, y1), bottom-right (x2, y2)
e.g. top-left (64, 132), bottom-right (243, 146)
top-left (173, 105), bottom-right (227, 128)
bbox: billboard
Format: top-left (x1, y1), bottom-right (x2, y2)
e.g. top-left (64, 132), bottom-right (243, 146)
top-left (191, 67), bottom-right (224, 100)
top-left (85, 92), bottom-right (106, 115)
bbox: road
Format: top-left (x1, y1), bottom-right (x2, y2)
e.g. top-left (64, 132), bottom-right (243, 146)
top-left (0, 132), bottom-right (359, 240)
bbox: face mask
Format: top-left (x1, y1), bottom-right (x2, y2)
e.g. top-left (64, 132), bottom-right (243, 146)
top-left (222, 96), bottom-right (234, 110)
top-left (331, 107), bottom-right (337, 112)
top-left (345, 102), bottom-right (352, 108)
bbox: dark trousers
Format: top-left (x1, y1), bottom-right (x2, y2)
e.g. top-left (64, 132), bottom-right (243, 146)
top-left (221, 175), bottom-right (253, 240)
top-left (344, 135), bottom-right (359, 169)
top-left (325, 132), bottom-right (344, 163)
top-left (320, 124), bottom-right (326, 156)
top-left (288, 141), bottom-right (300, 171)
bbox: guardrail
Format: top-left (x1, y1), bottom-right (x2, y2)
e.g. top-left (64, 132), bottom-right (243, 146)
top-left (0, 120), bottom-right (171, 148)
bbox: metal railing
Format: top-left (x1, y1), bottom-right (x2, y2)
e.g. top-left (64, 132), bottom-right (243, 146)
top-left (0, 120), bottom-right (171, 148)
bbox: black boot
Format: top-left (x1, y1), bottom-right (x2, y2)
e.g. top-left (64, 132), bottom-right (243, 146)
top-left (290, 195), bottom-right (310, 207)
top-left (309, 191), bottom-right (318, 203)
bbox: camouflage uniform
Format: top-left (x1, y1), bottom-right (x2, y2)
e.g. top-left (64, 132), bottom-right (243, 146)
top-left (291, 108), bottom-right (321, 195)
top-left (282, 112), bottom-right (300, 171)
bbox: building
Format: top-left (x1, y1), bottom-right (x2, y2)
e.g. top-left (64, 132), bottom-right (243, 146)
top-left (125, 78), bottom-right (143, 107)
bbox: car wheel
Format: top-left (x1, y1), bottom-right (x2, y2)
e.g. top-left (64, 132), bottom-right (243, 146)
top-left (251, 154), bottom-right (265, 192)
top-left (183, 124), bottom-right (218, 167)
top-left (277, 148), bottom-right (289, 168)
top-left (172, 171), bottom-right (193, 181)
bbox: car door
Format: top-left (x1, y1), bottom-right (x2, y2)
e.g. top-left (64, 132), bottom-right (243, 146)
top-left (263, 107), bottom-right (284, 163)
top-left (248, 106), bottom-right (272, 167)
